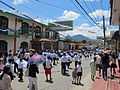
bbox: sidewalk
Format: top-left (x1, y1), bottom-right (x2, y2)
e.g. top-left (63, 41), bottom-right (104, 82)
top-left (91, 70), bottom-right (120, 90)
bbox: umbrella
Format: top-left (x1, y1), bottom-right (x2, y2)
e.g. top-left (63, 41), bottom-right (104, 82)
top-left (31, 54), bottom-right (44, 64)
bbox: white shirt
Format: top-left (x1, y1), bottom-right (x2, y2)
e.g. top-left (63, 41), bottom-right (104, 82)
top-left (96, 55), bottom-right (101, 64)
top-left (61, 56), bottom-right (68, 63)
top-left (46, 59), bottom-right (52, 69)
top-left (18, 61), bottom-right (24, 69)
top-left (66, 54), bottom-right (72, 62)
top-left (74, 55), bottom-right (80, 62)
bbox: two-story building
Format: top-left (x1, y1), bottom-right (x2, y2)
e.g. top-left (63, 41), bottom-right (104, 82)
top-left (0, 9), bottom-right (60, 55)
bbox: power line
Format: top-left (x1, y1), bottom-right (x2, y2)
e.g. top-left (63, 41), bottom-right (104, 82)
top-left (0, 0), bottom-right (15, 10)
top-left (70, 0), bottom-right (97, 26)
top-left (0, 1), bottom-right (35, 21)
top-left (82, 0), bottom-right (98, 22)
top-left (74, 0), bottom-right (101, 28)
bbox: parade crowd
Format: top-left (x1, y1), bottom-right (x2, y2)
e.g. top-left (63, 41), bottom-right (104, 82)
top-left (0, 48), bottom-right (120, 90)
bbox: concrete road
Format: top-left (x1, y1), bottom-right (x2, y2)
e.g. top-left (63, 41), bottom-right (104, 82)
top-left (12, 57), bottom-right (92, 90)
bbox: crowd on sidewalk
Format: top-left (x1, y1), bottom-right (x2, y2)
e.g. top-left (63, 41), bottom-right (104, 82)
top-left (90, 49), bottom-right (120, 82)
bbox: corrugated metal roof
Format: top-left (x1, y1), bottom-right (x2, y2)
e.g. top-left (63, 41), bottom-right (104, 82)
top-left (0, 9), bottom-right (47, 26)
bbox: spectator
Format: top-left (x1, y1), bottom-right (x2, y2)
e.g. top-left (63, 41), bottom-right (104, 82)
top-left (0, 57), bottom-right (4, 73)
top-left (0, 66), bottom-right (12, 90)
top-left (118, 50), bottom-right (120, 72)
top-left (28, 62), bottom-right (39, 90)
top-left (101, 53), bottom-right (110, 81)
top-left (90, 57), bottom-right (96, 81)
top-left (96, 53), bottom-right (102, 77)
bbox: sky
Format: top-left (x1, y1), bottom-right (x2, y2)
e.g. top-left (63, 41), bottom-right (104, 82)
top-left (0, 0), bottom-right (118, 39)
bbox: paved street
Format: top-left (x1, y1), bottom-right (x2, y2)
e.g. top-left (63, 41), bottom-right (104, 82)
top-left (12, 57), bottom-right (92, 90)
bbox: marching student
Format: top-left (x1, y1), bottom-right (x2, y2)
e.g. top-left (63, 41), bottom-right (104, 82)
top-left (76, 62), bottom-right (83, 85)
top-left (72, 67), bottom-right (77, 84)
top-left (74, 53), bottom-right (80, 68)
top-left (60, 53), bottom-right (68, 75)
top-left (18, 54), bottom-right (24, 82)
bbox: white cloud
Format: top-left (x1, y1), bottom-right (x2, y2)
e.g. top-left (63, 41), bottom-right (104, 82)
top-left (60, 23), bottom-right (102, 39)
top-left (89, 9), bottom-right (110, 18)
top-left (12, 0), bottom-right (29, 5)
top-left (58, 10), bottom-right (80, 20)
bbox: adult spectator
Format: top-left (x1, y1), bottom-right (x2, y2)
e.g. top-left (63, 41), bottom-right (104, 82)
top-left (96, 53), bottom-right (102, 77)
top-left (90, 57), bottom-right (96, 81)
top-left (0, 57), bottom-right (4, 73)
top-left (28, 62), bottom-right (39, 90)
top-left (0, 66), bottom-right (12, 90)
top-left (101, 52), bottom-right (110, 81)
top-left (118, 50), bottom-right (120, 72)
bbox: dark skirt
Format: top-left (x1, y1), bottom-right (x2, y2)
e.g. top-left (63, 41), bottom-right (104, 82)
top-left (77, 72), bottom-right (82, 76)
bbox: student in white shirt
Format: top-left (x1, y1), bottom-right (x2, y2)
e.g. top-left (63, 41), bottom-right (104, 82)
top-left (60, 53), bottom-right (68, 75)
top-left (74, 53), bottom-right (80, 68)
top-left (18, 57), bottom-right (24, 82)
top-left (66, 53), bottom-right (72, 69)
top-left (76, 62), bottom-right (83, 85)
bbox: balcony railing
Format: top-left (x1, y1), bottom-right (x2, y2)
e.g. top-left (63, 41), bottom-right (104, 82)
top-left (34, 32), bottom-right (59, 40)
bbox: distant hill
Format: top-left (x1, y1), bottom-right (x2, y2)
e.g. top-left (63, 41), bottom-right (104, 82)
top-left (65, 34), bottom-right (91, 41)
top-left (72, 34), bottom-right (91, 41)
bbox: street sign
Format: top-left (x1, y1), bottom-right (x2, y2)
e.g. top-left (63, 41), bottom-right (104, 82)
top-left (48, 20), bottom-right (73, 31)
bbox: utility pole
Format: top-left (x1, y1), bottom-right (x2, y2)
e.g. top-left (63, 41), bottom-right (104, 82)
top-left (13, 17), bottom-right (17, 55)
top-left (103, 16), bottom-right (106, 49)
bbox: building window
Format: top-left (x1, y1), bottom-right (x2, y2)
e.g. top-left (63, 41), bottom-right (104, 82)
top-left (0, 40), bottom-right (7, 54)
top-left (0, 16), bottom-right (8, 30)
top-left (35, 26), bottom-right (42, 38)
top-left (21, 22), bottom-right (29, 34)
top-left (20, 41), bottom-right (28, 49)
top-left (45, 32), bottom-right (49, 38)
top-left (53, 32), bottom-right (59, 39)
